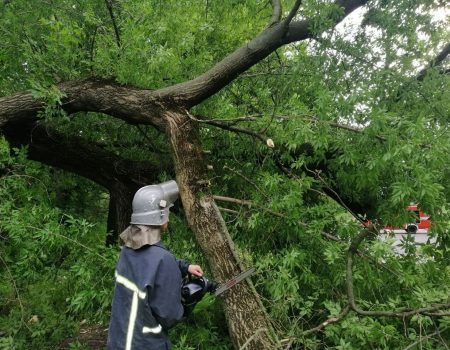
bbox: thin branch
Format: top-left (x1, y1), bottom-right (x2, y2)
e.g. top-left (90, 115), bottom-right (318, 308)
top-left (346, 228), bottom-right (450, 318)
top-left (213, 195), bottom-right (286, 218)
top-left (278, 114), bottom-right (386, 141)
top-left (213, 195), bottom-right (350, 245)
top-left (238, 71), bottom-right (293, 79)
top-left (223, 165), bottom-right (269, 199)
top-left (0, 253), bottom-right (32, 333)
top-left (0, 174), bottom-right (51, 202)
top-left (218, 206), bottom-right (240, 215)
top-left (27, 225), bottom-right (108, 261)
top-left (187, 112), bottom-right (279, 149)
top-left (269, 0), bottom-right (282, 26)
top-left (402, 328), bottom-right (448, 350)
top-left (423, 310), bottom-right (450, 316)
top-left (284, 0), bottom-right (302, 27)
top-left (104, 0), bottom-right (121, 48)
top-left (192, 116), bottom-right (269, 144)
top-left (436, 325), bottom-right (450, 350)
top-left (304, 164), bottom-right (364, 224)
top-left (215, 193), bottom-right (403, 279)
top-left (302, 304), bottom-right (351, 336)
top-left (321, 231), bottom-right (341, 242)
top-left (215, 194), bottom-right (344, 243)
top-left (89, 26), bottom-right (98, 72)
top-left (191, 113), bottom-right (261, 126)
top-left (238, 327), bottom-right (268, 350)
top-left (135, 124), bottom-right (162, 152)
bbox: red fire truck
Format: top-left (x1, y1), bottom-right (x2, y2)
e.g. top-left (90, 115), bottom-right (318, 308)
top-left (382, 204), bottom-right (431, 234)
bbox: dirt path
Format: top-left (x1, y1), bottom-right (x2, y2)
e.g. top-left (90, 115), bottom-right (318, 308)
top-left (59, 324), bottom-right (107, 350)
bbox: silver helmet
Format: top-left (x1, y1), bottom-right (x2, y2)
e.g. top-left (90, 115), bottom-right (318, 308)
top-left (130, 180), bottom-right (179, 226)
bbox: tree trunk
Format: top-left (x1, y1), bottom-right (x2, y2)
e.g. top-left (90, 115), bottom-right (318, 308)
top-left (165, 110), bottom-right (279, 350)
top-left (106, 180), bottom-right (134, 246)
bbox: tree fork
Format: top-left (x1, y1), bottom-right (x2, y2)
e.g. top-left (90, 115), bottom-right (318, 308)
top-left (165, 110), bottom-right (280, 349)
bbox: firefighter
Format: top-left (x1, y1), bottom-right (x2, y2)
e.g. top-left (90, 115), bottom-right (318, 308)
top-left (107, 180), bottom-right (203, 350)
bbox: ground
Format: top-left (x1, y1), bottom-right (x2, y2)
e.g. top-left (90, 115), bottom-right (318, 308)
top-left (59, 324), bottom-right (107, 350)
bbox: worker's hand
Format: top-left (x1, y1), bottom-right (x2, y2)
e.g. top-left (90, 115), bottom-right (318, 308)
top-left (188, 264), bottom-right (203, 277)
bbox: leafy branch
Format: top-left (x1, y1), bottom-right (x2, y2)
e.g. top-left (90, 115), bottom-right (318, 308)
top-left (301, 304), bottom-right (350, 336)
top-left (403, 327), bottom-right (449, 350)
top-left (187, 112), bottom-right (270, 145)
top-left (346, 228), bottom-right (450, 318)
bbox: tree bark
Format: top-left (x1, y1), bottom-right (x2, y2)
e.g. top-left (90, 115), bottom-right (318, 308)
top-left (165, 110), bottom-right (279, 349)
top-left (106, 180), bottom-right (133, 245)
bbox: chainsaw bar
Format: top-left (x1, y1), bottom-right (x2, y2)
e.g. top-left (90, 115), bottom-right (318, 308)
top-left (214, 268), bottom-right (255, 296)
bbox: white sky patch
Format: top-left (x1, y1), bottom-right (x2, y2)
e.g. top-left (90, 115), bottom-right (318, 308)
top-left (334, 6), bottom-right (367, 39)
top-left (283, 2), bottom-right (449, 127)
top-left (430, 6), bottom-right (450, 23)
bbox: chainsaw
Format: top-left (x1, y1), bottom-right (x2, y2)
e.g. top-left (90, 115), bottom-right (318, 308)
top-left (181, 268), bottom-right (255, 316)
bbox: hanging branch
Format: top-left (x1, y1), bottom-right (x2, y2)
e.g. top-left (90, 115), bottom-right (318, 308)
top-left (304, 164), bottom-right (365, 224)
top-left (104, 0), bottom-right (121, 48)
top-left (89, 26), bottom-right (98, 72)
top-left (346, 228), bottom-right (450, 318)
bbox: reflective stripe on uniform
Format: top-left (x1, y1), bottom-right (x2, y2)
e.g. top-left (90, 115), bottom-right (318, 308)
top-left (115, 271), bottom-right (147, 299)
top-left (126, 292), bottom-right (139, 350)
top-left (115, 271), bottom-right (156, 350)
top-left (142, 325), bottom-right (162, 334)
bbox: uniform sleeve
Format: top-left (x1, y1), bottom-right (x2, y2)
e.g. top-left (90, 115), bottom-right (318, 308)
top-left (177, 259), bottom-right (190, 278)
top-left (149, 254), bottom-right (184, 330)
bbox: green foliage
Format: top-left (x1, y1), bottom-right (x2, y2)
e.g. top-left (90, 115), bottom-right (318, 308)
top-left (0, 139), bottom-right (113, 348)
top-left (0, 137), bottom-right (231, 349)
top-left (1, 0), bottom-right (450, 349)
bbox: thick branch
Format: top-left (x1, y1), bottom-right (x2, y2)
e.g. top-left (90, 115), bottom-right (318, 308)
top-left (2, 120), bottom-right (165, 190)
top-left (165, 111), bottom-right (280, 349)
top-left (0, 79), bottom-right (166, 130)
top-left (156, 0), bottom-right (368, 107)
top-left (0, 1), bottom-right (367, 129)
top-left (417, 42), bottom-right (450, 81)
top-left (3, 119), bottom-right (169, 243)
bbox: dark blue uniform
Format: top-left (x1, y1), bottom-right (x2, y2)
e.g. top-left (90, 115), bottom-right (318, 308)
top-left (107, 242), bottom-right (189, 350)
